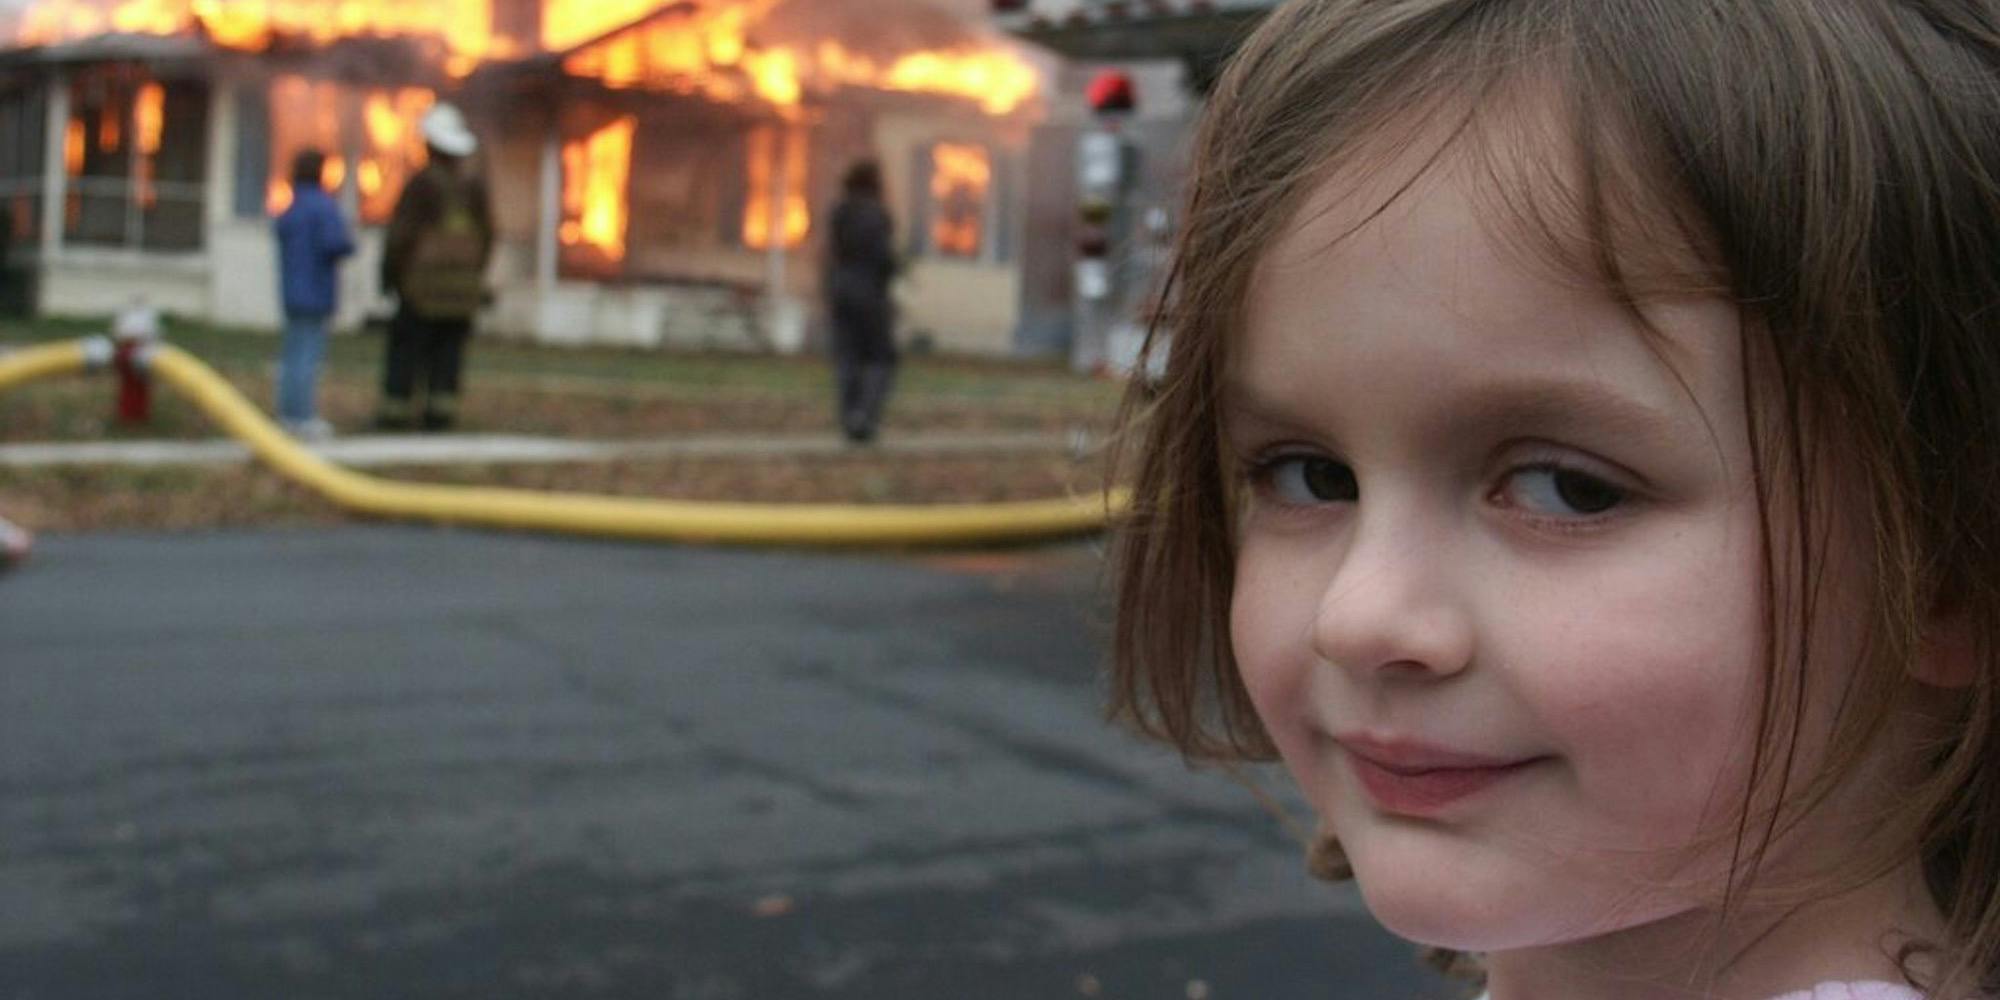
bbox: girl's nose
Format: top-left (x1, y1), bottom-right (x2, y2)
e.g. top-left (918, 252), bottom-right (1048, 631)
top-left (1310, 507), bottom-right (1476, 682)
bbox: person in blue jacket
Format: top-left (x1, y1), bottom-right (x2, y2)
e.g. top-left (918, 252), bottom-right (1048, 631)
top-left (273, 148), bottom-right (355, 439)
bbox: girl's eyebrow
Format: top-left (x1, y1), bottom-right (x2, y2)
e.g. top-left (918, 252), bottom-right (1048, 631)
top-left (1441, 379), bottom-right (1687, 449)
top-left (1218, 383), bottom-right (1327, 440)
top-left (1222, 377), bottom-right (1688, 451)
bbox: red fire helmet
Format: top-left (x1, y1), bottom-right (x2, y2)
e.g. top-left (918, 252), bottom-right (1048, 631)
top-left (1085, 70), bottom-right (1137, 113)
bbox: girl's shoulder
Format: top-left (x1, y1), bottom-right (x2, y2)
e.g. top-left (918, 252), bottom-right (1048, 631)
top-left (1472, 986), bottom-right (1934, 1000)
top-left (1763, 984), bottom-right (1929, 1000)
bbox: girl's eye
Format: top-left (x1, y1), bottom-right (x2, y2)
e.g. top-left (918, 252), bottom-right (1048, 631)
top-left (1502, 465), bottom-right (1627, 518)
top-left (1261, 456), bottom-right (1357, 505)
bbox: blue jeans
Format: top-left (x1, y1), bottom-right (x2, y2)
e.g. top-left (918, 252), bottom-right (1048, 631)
top-left (278, 314), bottom-right (329, 424)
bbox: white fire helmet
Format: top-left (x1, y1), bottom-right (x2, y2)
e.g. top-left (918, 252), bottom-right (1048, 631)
top-left (420, 103), bottom-right (478, 158)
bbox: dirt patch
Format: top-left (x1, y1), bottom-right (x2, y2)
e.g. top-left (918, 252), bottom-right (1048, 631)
top-left (0, 452), bottom-right (1114, 535)
top-left (0, 372), bottom-right (1113, 443)
top-left (0, 465), bottom-right (339, 534)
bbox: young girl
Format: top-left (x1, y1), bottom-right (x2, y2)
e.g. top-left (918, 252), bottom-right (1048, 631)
top-left (1110, 2), bottom-right (2000, 998)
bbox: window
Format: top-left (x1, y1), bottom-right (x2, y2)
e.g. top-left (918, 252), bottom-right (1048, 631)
top-left (928, 141), bottom-right (989, 259)
top-left (740, 124), bottom-right (808, 251)
top-left (559, 113), bottom-right (636, 274)
top-left (243, 75), bottom-right (435, 225)
top-left (911, 140), bottom-right (1012, 264)
top-left (64, 66), bottom-right (208, 251)
top-left (555, 109), bottom-right (793, 280)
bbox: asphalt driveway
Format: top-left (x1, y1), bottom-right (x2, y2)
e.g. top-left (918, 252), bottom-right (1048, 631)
top-left (0, 527), bottom-right (1456, 999)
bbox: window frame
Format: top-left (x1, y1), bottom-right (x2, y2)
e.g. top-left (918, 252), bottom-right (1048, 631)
top-left (61, 64), bottom-right (210, 253)
top-left (910, 138), bottom-right (1012, 266)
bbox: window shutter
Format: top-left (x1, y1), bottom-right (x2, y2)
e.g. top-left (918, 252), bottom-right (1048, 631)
top-left (907, 142), bottom-right (933, 258)
top-left (718, 131), bottom-right (746, 247)
top-left (992, 149), bottom-right (1015, 266)
top-left (0, 95), bottom-right (18, 180)
top-left (232, 83), bottom-right (270, 219)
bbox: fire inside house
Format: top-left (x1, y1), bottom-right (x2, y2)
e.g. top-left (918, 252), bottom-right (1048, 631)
top-left (0, 0), bottom-right (1055, 355)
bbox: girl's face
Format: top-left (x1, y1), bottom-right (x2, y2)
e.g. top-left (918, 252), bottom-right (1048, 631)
top-left (1226, 150), bottom-right (1836, 951)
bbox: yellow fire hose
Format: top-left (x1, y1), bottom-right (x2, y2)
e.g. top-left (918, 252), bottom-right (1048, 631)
top-left (0, 338), bottom-right (1126, 547)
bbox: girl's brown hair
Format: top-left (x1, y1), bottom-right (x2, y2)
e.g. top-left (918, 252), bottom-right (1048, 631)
top-left (1110, 0), bottom-right (2000, 993)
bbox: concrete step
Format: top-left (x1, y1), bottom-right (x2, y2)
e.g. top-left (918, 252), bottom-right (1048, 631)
top-left (0, 430), bottom-right (1099, 469)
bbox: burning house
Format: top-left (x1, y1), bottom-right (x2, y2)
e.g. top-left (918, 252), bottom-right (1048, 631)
top-left (0, 0), bottom-right (1054, 355)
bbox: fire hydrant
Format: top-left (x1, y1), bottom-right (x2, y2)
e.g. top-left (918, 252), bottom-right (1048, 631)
top-left (111, 299), bottom-right (162, 425)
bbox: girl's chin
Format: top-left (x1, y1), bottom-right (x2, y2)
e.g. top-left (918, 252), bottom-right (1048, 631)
top-left (1347, 859), bottom-right (1583, 954)
top-left (1354, 868), bottom-right (1657, 956)
top-left (1359, 894), bottom-right (1525, 953)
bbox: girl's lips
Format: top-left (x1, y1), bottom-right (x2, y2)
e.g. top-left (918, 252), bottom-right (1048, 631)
top-left (1334, 735), bottom-right (1545, 817)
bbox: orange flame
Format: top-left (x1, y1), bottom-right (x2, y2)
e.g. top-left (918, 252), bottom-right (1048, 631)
top-left (97, 107), bottom-right (121, 153)
top-left (20, 0), bottom-right (187, 43)
top-left (134, 82), bottom-right (164, 154)
top-left (20, 1), bottom-right (1041, 113)
top-left (930, 142), bottom-right (989, 258)
top-left (192, 0), bottom-right (500, 66)
top-left (134, 81), bottom-right (163, 208)
top-left (20, 0), bottom-right (504, 72)
top-left (560, 116), bottom-right (636, 261)
top-left (265, 74), bottom-right (339, 216)
top-left (742, 124), bottom-right (808, 250)
top-left (358, 87), bottom-right (435, 222)
top-left (264, 74), bottom-right (432, 219)
top-left (63, 118), bottom-right (85, 177)
top-left (549, 0), bottom-right (1039, 116)
top-left (817, 41), bottom-right (1039, 117)
top-left (556, 2), bottom-right (770, 105)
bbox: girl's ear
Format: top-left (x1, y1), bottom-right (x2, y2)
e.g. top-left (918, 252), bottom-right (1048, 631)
top-left (1914, 609), bottom-right (1978, 689)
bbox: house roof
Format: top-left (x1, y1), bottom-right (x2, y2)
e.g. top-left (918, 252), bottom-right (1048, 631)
top-left (460, 1), bottom-right (783, 116)
top-left (0, 31), bottom-right (216, 69)
top-left (544, 1), bottom-right (702, 63)
top-left (0, 9), bottom-right (677, 87)
top-left (995, 0), bottom-right (1277, 62)
top-left (0, 3), bottom-right (698, 76)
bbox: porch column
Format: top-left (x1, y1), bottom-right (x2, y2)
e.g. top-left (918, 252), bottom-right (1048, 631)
top-left (763, 123), bottom-right (802, 353)
top-left (536, 123), bottom-right (560, 297)
top-left (38, 71), bottom-right (68, 261)
top-left (763, 126), bottom-right (786, 310)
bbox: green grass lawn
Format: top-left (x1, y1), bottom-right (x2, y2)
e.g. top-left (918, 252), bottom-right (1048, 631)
top-left (0, 315), bottom-right (1125, 441)
top-left (0, 315), bottom-right (1128, 532)
top-left (1, 315), bottom-right (1123, 404)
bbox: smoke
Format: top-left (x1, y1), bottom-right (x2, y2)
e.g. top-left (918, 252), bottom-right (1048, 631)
top-left (754, 0), bottom-right (1011, 60)
top-left (0, 0), bottom-right (26, 43)
top-left (4, 0), bottom-right (111, 46)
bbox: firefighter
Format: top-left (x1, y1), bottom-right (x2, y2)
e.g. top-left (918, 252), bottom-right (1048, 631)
top-left (375, 102), bottom-right (493, 432)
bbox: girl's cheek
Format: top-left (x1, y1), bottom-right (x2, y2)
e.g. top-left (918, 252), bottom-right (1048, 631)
top-left (1231, 548), bottom-right (1324, 772)
top-left (1497, 550), bottom-right (1766, 834)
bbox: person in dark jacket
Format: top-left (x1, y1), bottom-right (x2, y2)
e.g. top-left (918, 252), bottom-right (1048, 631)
top-left (824, 160), bottom-right (899, 444)
top-left (273, 148), bottom-right (356, 439)
top-left (376, 102), bottom-right (493, 432)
